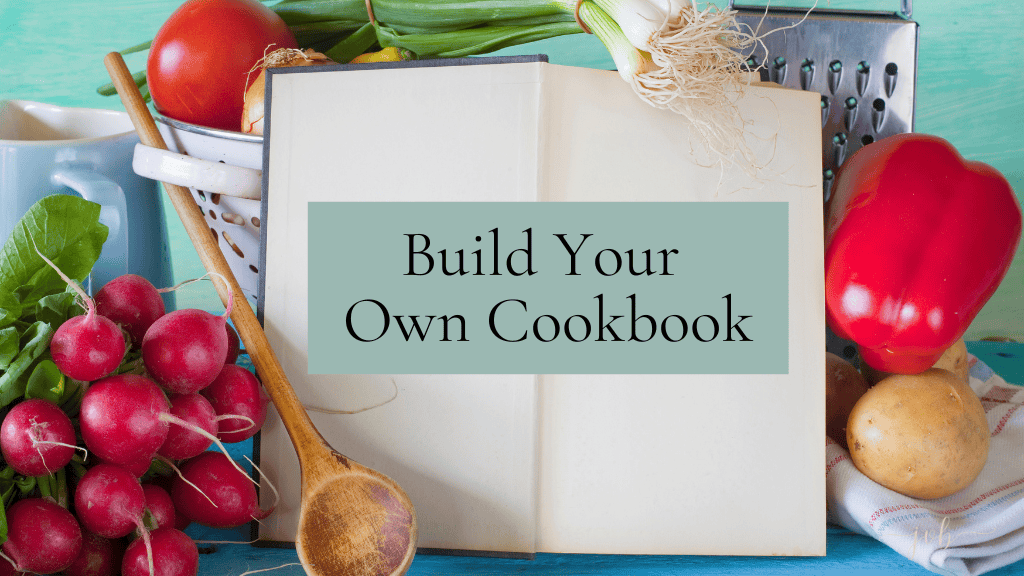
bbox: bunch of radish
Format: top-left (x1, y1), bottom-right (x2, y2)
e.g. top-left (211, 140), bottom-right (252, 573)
top-left (0, 270), bottom-right (273, 576)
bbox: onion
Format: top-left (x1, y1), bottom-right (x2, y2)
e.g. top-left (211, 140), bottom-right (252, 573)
top-left (242, 48), bottom-right (334, 135)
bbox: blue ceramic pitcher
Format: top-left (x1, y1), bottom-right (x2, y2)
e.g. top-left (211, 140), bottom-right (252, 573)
top-left (0, 100), bottom-right (174, 308)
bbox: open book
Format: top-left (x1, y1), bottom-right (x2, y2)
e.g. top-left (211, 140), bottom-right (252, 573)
top-left (256, 56), bottom-right (825, 556)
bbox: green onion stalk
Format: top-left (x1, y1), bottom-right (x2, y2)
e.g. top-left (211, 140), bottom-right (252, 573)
top-left (272, 0), bottom-right (758, 158)
top-left (106, 0), bottom-right (757, 157)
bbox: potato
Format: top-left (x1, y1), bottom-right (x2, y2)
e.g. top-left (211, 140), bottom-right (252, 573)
top-left (846, 368), bottom-right (989, 499)
top-left (826, 352), bottom-right (870, 449)
top-left (934, 339), bottom-right (971, 383)
top-left (861, 339), bottom-right (970, 385)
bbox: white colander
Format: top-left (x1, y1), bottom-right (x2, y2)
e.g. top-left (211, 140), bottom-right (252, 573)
top-left (133, 115), bottom-right (264, 308)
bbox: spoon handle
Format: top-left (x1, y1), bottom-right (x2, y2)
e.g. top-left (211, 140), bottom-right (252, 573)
top-left (104, 51), bottom-right (326, 461)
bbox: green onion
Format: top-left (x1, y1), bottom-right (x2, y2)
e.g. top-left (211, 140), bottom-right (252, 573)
top-left (322, 21), bottom-right (378, 62)
top-left (375, 21), bottom-right (583, 59)
top-left (290, 21), bottom-right (364, 51)
top-left (96, 70), bottom-right (147, 97)
top-left (579, 1), bottom-right (654, 86)
top-left (588, 0), bottom-right (668, 50)
top-left (105, 0), bottom-right (756, 158)
top-left (274, 0), bottom-right (574, 32)
top-left (120, 40), bottom-right (152, 56)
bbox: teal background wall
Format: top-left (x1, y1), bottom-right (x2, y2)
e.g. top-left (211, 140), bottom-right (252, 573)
top-left (1, 0), bottom-right (1021, 340)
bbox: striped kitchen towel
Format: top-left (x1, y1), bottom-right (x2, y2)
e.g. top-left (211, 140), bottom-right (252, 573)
top-left (827, 356), bottom-right (1024, 576)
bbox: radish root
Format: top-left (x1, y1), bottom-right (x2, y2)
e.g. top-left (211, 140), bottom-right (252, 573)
top-left (0, 549), bottom-right (18, 572)
top-left (212, 270), bottom-right (235, 321)
top-left (27, 416), bottom-right (89, 474)
top-left (304, 377), bottom-right (399, 415)
top-left (33, 441), bottom-right (50, 476)
top-left (30, 237), bottom-right (93, 315)
top-left (31, 439), bottom-right (89, 470)
top-left (244, 455), bottom-right (280, 514)
top-left (215, 414), bottom-right (257, 435)
top-left (237, 563), bottom-right (309, 576)
top-left (155, 277), bottom-right (208, 294)
top-left (158, 413), bottom-right (254, 488)
top-left (155, 455), bottom-right (219, 508)
top-left (134, 517), bottom-right (155, 576)
top-left (155, 272), bottom-right (234, 320)
top-left (194, 538), bottom-right (262, 545)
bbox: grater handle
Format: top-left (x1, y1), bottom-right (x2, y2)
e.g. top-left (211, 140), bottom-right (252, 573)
top-left (726, 0), bottom-right (912, 18)
top-left (900, 0), bottom-right (912, 18)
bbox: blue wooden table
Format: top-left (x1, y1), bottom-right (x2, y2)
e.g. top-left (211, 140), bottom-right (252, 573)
top-left (184, 526), bottom-right (956, 576)
top-left (185, 526), bottom-right (1006, 576)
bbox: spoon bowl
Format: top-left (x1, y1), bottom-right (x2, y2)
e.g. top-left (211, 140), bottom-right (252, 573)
top-left (297, 455), bottom-right (417, 576)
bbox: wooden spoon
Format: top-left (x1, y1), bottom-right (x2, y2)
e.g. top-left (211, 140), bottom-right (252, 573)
top-left (104, 52), bottom-right (417, 576)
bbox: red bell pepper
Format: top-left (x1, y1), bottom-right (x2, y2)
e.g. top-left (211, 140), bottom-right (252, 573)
top-left (824, 133), bottom-right (1022, 374)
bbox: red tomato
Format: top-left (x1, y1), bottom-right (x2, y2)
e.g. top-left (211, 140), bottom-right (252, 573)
top-left (147, 0), bottom-right (297, 131)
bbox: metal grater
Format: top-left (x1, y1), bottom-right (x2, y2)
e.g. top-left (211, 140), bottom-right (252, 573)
top-left (730, 1), bottom-right (918, 198)
top-left (729, 1), bottom-right (919, 363)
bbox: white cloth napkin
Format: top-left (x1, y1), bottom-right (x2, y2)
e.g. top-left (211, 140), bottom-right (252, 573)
top-left (827, 355), bottom-right (1024, 576)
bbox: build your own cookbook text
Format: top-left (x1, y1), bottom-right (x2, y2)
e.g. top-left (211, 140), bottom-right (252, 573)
top-left (307, 202), bottom-right (790, 375)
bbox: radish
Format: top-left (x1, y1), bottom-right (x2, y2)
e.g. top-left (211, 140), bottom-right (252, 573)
top-left (50, 308), bottom-right (126, 382)
top-left (171, 451), bottom-right (273, 529)
top-left (142, 308), bottom-right (230, 394)
top-left (96, 454), bottom-right (153, 478)
top-left (173, 509), bottom-right (193, 532)
top-left (80, 374), bottom-right (253, 488)
top-left (0, 398), bottom-right (78, 476)
top-left (174, 513), bottom-right (192, 532)
top-left (121, 528), bottom-right (197, 576)
top-left (33, 241), bottom-right (126, 382)
top-left (157, 393), bottom-right (218, 460)
top-left (64, 531), bottom-right (125, 576)
top-left (74, 464), bottom-right (148, 539)
top-left (201, 364), bottom-right (269, 443)
top-left (0, 557), bottom-right (19, 576)
top-left (148, 476), bottom-right (191, 531)
top-left (95, 274), bottom-right (166, 349)
top-left (225, 322), bottom-right (241, 364)
top-left (1, 497), bottom-right (83, 574)
top-left (79, 374), bottom-right (170, 468)
top-left (141, 483), bottom-right (177, 531)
